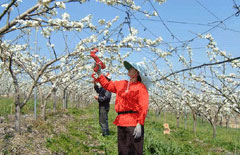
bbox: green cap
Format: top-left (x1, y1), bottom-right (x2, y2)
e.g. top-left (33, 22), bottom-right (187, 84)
top-left (123, 61), bottom-right (134, 70)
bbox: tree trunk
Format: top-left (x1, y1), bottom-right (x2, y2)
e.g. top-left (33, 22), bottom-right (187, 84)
top-left (74, 94), bottom-right (79, 109)
top-left (41, 87), bottom-right (56, 120)
top-left (226, 115), bottom-right (230, 128)
top-left (184, 112), bottom-right (188, 129)
top-left (76, 95), bottom-right (81, 109)
top-left (212, 123), bottom-right (217, 139)
top-left (10, 65), bottom-right (22, 132)
top-left (176, 113), bottom-right (180, 128)
top-left (207, 118), bottom-right (217, 139)
top-left (66, 92), bottom-right (68, 109)
top-left (13, 78), bottom-right (21, 133)
top-left (53, 91), bottom-right (57, 113)
top-left (69, 93), bottom-right (73, 108)
top-left (7, 86), bottom-right (12, 97)
top-left (62, 89), bottom-right (67, 109)
top-left (15, 104), bottom-right (21, 133)
top-left (41, 100), bottom-right (47, 121)
top-left (155, 109), bottom-right (161, 117)
top-left (40, 92), bottom-right (45, 120)
top-left (219, 116), bottom-right (223, 127)
top-left (34, 87), bottom-right (38, 120)
top-left (192, 112), bottom-right (197, 137)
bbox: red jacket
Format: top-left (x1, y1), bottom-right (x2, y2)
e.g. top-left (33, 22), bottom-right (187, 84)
top-left (98, 75), bottom-right (149, 127)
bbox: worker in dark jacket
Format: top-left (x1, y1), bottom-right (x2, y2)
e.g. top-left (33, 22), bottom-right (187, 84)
top-left (94, 75), bottom-right (112, 136)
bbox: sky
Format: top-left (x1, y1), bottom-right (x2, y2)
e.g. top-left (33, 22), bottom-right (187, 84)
top-left (68, 0), bottom-right (240, 75)
top-left (1, 0), bottom-right (240, 75)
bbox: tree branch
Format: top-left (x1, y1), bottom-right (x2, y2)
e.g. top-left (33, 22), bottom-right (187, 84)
top-left (0, 0), bottom-right (17, 21)
top-left (156, 56), bottom-right (240, 81)
top-left (0, 3), bottom-right (40, 35)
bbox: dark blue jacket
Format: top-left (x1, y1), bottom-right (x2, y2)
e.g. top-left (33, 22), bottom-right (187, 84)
top-left (94, 84), bottom-right (112, 107)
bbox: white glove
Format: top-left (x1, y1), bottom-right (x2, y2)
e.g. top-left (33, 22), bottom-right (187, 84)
top-left (133, 123), bottom-right (142, 139)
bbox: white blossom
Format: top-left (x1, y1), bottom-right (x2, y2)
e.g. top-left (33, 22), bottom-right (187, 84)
top-left (130, 27), bottom-right (138, 35)
top-left (219, 51), bottom-right (226, 57)
top-left (103, 30), bottom-right (109, 36)
top-left (62, 13), bottom-right (70, 20)
top-left (153, 11), bottom-right (158, 16)
top-left (155, 0), bottom-right (166, 4)
top-left (41, 27), bottom-right (54, 38)
top-left (111, 16), bottom-right (119, 23)
top-left (81, 14), bottom-right (92, 23)
top-left (98, 19), bottom-right (106, 25)
top-left (56, 1), bottom-right (66, 9)
top-left (1, 3), bottom-right (8, 8)
top-left (41, 0), bottom-right (51, 6)
top-left (105, 21), bottom-right (112, 28)
top-left (145, 13), bottom-right (151, 18)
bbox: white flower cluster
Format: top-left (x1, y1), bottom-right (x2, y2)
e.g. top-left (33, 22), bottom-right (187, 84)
top-left (41, 27), bottom-right (54, 38)
top-left (96, 0), bottom-right (142, 11)
top-left (200, 33), bottom-right (236, 66)
top-left (130, 27), bottom-right (138, 35)
top-left (152, 48), bottom-right (171, 59)
top-left (62, 13), bottom-right (70, 20)
top-left (81, 14), bottom-right (92, 23)
top-left (40, 0), bottom-right (52, 6)
top-left (56, 1), bottom-right (66, 9)
top-left (154, 0), bottom-right (166, 4)
top-left (46, 13), bottom-right (95, 33)
top-left (17, 19), bottom-right (40, 27)
top-left (98, 19), bottom-right (106, 25)
top-left (112, 16), bottom-right (119, 23)
top-left (231, 59), bottom-right (240, 68)
top-left (152, 11), bottom-right (158, 16)
top-left (145, 37), bottom-right (163, 46)
top-left (1, 3), bottom-right (9, 8)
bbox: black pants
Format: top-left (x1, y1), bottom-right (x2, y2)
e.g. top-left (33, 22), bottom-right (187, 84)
top-left (99, 105), bottom-right (109, 135)
top-left (117, 126), bottom-right (144, 155)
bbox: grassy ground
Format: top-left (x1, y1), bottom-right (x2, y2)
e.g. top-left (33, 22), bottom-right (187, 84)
top-left (0, 97), bottom-right (239, 154)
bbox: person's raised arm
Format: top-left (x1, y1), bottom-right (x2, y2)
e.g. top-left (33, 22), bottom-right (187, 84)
top-left (98, 75), bottom-right (117, 93)
top-left (94, 83), bottom-right (101, 93)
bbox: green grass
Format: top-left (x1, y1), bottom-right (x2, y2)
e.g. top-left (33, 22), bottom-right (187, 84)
top-left (144, 112), bottom-right (240, 155)
top-left (45, 106), bottom-right (118, 154)
top-left (0, 97), bottom-right (62, 117)
top-left (0, 97), bottom-right (239, 154)
top-left (0, 97), bottom-right (14, 116)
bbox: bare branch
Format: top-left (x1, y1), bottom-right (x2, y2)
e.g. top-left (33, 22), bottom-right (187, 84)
top-left (157, 56), bottom-right (240, 81)
top-left (0, 0), bottom-right (17, 21)
top-left (0, 3), bottom-right (40, 35)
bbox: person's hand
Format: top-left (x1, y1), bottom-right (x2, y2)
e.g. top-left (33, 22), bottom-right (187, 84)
top-left (96, 63), bottom-right (101, 75)
top-left (93, 63), bottom-right (101, 75)
top-left (133, 123), bottom-right (142, 139)
top-left (94, 96), bottom-right (98, 100)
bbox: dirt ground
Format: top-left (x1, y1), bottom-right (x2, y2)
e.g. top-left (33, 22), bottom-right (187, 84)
top-left (0, 113), bottom-right (73, 155)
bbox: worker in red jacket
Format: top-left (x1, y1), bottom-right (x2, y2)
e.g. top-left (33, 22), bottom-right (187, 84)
top-left (94, 60), bottom-right (151, 155)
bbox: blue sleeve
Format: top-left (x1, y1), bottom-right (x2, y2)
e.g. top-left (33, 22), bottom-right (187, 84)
top-left (94, 84), bottom-right (101, 94)
top-left (98, 90), bottom-right (112, 103)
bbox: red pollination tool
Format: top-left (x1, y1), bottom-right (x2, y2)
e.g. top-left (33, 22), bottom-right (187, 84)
top-left (90, 48), bottom-right (106, 81)
top-left (90, 48), bottom-right (106, 72)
